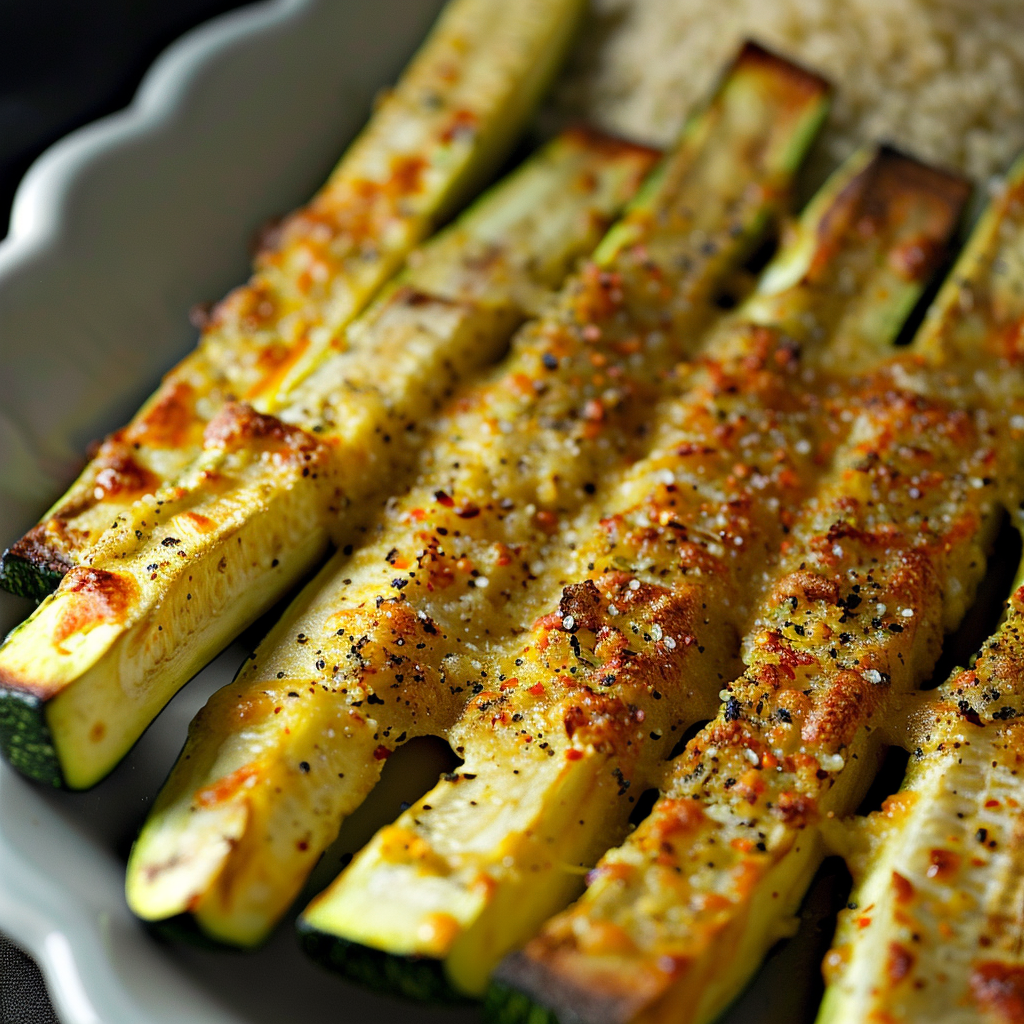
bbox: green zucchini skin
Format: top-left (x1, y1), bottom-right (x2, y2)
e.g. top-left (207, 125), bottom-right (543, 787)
top-left (0, 548), bottom-right (65, 604)
top-left (299, 927), bottom-right (470, 1005)
top-left (147, 914), bottom-right (246, 953)
top-left (484, 982), bottom-right (561, 1024)
top-left (0, 688), bottom-right (60, 788)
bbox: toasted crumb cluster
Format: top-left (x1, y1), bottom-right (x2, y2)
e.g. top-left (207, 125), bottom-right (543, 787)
top-left (554, 0), bottom-right (1024, 183)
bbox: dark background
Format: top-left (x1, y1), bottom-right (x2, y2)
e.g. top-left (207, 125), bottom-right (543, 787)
top-left (0, 3), bottom-right (256, 1015)
top-left (0, 0), bottom-right (254, 240)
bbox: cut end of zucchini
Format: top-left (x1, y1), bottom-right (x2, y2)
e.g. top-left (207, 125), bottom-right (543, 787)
top-left (298, 924), bottom-right (469, 1005)
top-left (728, 38), bottom-right (832, 103)
top-left (0, 689), bottom-right (60, 788)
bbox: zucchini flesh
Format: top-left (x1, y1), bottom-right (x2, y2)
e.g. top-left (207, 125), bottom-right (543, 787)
top-left (0, 130), bottom-right (656, 790)
top-left (300, 148), bottom-right (970, 999)
top-left (125, 43), bottom-right (832, 950)
top-left (817, 622), bottom-right (1024, 1024)
top-left (490, 162), bottom-right (1024, 1024)
top-left (815, 168), bottom-right (1024, 1022)
top-left (0, 0), bottom-right (585, 602)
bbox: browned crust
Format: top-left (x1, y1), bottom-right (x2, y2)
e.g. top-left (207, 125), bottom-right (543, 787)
top-left (867, 148), bottom-right (971, 281)
top-left (6, 524), bottom-right (75, 579)
top-left (201, 402), bottom-right (320, 456)
top-left (971, 961), bottom-right (1024, 1024)
top-left (125, 381), bottom-right (198, 449)
top-left (0, 567), bottom-right (139, 697)
top-left (53, 567), bottom-right (138, 647)
top-left (808, 148), bottom-right (969, 287)
top-left (559, 125), bottom-right (663, 167)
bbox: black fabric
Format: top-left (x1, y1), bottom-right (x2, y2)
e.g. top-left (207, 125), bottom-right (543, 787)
top-left (0, 3), bottom-right (251, 1019)
top-left (0, 936), bottom-right (58, 1024)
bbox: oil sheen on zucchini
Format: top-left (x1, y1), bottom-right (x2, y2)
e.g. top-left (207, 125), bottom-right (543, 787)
top-left (489, 157), bottom-right (1024, 1024)
top-left (299, 148), bottom-right (969, 1001)
top-left (126, 44), bottom-right (832, 950)
top-left (816, 162), bottom-right (1024, 1024)
top-left (0, 0), bottom-right (585, 602)
top-left (0, 128), bottom-right (656, 790)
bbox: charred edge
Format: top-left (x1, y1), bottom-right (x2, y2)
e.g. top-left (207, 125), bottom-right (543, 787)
top-left (0, 689), bottom-right (61, 788)
top-left (870, 145), bottom-right (972, 250)
top-left (298, 925), bottom-right (469, 1005)
top-left (729, 39), bottom-right (833, 101)
top-left (485, 980), bottom-right (563, 1024)
top-left (0, 545), bottom-right (69, 602)
top-left (559, 124), bottom-right (663, 165)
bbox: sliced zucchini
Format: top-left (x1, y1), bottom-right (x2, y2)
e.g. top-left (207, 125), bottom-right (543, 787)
top-left (815, 163), bottom-right (1024, 1024)
top-left (0, 0), bottom-right (586, 602)
top-left (299, 147), bottom-right (970, 1000)
top-left (489, 158), bottom-right (1024, 1024)
top-left (0, 129), bottom-right (656, 791)
top-left (817, 581), bottom-right (1024, 1024)
top-left (125, 43), bottom-right (832, 950)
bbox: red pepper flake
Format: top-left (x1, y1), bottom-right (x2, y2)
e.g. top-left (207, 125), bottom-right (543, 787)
top-left (566, 749), bottom-right (583, 761)
top-left (434, 490), bottom-right (454, 508)
top-left (373, 745), bottom-right (392, 760)
top-left (528, 682), bottom-right (545, 697)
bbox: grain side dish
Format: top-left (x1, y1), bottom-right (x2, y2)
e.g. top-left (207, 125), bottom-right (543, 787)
top-left (557, 0), bottom-right (1024, 183)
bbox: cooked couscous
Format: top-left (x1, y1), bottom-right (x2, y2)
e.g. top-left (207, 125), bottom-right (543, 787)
top-left (557, 0), bottom-right (1024, 183)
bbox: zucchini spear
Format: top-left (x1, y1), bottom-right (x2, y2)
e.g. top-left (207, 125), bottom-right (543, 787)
top-left (301, 148), bottom-right (969, 1001)
top-left (126, 44), bottom-right (832, 950)
top-left (490, 155), bottom-right (1024, 1024)
top-left (0, 128), bottom-right (656, 790)
top-left (0, 0), bottom-right (585, 602)
top-left (815, 161), bottom-right (1024, 1024)
top-left (817, 562), bottom-right (1024, 1024)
